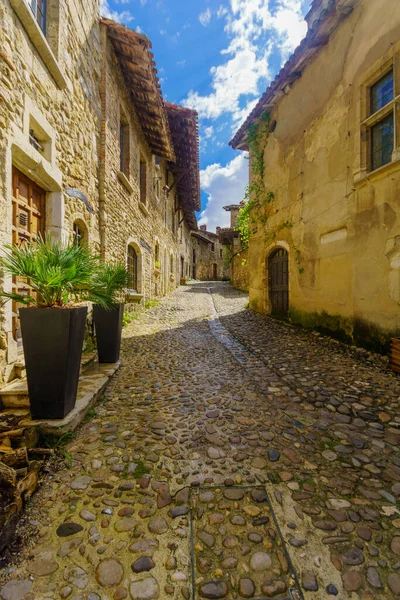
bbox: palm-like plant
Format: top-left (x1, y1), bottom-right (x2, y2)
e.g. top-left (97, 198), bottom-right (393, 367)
top-left (91, 262), bottom-right (129, 305)
top-left (0, 235), bottom-right (113, 309)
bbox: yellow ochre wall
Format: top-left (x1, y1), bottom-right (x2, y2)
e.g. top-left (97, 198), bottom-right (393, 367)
top-left (248, 0), bottom-right (400, 351)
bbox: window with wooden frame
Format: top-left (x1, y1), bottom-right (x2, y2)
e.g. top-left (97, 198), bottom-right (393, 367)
top-left (127, 245), bottom-right (138, 291)
top-left (368, 69), bottom-right (395, 171)
top-left (359, 57), bottom-right (400, 175)
top-left (119, 116), bottom-right (130, 175)
top-left (139, 157), bottom-right (147, 204)
top-left (28, 0), bottom-right (46, 34)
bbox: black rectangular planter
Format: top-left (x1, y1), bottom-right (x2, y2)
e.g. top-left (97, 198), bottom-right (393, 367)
top-left (19, 306), bottom-right (87, 419)
top-left (93, 303), bottom-right (124, 363)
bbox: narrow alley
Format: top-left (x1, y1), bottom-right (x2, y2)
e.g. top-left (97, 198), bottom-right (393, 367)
top-left (1, 282), bottom-right (400, 600)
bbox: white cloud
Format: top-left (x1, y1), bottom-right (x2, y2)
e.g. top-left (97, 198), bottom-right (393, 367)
top-left (100, 0), bottom-right (133, 22)
top-left (204, 126), bottom-right (214, 139)
top-left (217, 4), bottom-right (228, 18)
top-left (199, 8), bottom-right (212, 26)
top-left (184, 45), bottom-right (271, 120)
top-left (177, 59), bottom-right (186, 66)
top-left (199, 154), bottom-right (249, 232)
top-left (182, 0), bottom-right (307, 121)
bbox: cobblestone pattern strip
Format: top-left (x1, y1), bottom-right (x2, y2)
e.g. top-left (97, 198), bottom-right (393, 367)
top-left (190, 485), bottom-right (303, 600)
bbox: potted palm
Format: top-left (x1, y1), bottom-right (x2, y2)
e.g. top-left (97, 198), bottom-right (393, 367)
top-left (92, 263), bottom-right (129, 363)
top-left (0, 236), bottom-right (111, 419)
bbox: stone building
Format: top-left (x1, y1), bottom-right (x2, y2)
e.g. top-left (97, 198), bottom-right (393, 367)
top-left (99, 21), bottom-right (199, 300)
top-left (231, 0), bottom-right (400, 351)
top-left (192, 225), bottom-right (230, 281)
top-left (0, 4), bottom-right (199, 384)
top-left (219, 203), bottom-right (249, 291)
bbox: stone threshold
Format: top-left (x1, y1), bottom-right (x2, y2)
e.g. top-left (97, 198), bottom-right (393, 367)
top-left (17, 361), bottom-right (120, 436)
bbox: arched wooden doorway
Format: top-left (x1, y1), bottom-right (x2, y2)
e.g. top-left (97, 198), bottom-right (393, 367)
top-left (268, 248), bottom-right (289, 316)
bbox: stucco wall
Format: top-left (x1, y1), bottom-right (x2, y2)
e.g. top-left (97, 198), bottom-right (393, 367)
top-left (247, 0), bottom-right (400, 351)
top-left (232, 248), bottom-right (249, 292)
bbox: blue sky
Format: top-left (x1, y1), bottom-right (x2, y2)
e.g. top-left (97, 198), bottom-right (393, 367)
top-left (100, 0), bottom-right (312, 231)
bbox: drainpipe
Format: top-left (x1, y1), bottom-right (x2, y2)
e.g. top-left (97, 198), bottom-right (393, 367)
top-left (98, 23), bottom-right (107, 260)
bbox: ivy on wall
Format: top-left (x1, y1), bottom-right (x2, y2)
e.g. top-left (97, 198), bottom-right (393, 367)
top-left (235, 112), bottom-right (302, 272)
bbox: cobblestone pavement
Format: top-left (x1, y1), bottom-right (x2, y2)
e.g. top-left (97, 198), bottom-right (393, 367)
top-left (1, 282), bottom-right (400, 600)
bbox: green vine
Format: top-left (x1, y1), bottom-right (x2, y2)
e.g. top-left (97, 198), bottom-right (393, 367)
top-left (235, 112), bottom-right (303, 273)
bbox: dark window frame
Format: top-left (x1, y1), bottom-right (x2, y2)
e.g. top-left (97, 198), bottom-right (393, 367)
top-left (120, 120), bottom-right (130, 175)
top-left (139, 158), bottom-right (147, 204)
top-left (127, 245), bottom-right (138, 291)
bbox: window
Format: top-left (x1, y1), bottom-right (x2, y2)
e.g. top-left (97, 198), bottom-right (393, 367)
top-left (370, 70), bottom-right (394, 114)
top-left (220, 248), bottom-right (223, 258)
top-left (127, 245), bottom-right (138, 291)
top-left (120, 119), bottom-right (130, 175)
top-left (73, 222), bottom-right (86, 247)
top-left (170, 254), bottom-right (174, 274)
top-left (368, 69), bottom-right (395, 171)
top-left (211, 243), bottom-right (215, 252)
top-left (140, 158), bottom-right (147, 204)
top-left (29, 0), bottom-right (46, 34)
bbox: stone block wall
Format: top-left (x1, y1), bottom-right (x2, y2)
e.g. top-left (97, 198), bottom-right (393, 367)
top-left (0, 0), bottom-right (102, 381)
top-left (193, 231), bottom-right (230, 281)
top-left (101, 34), bottom-right (182, 307)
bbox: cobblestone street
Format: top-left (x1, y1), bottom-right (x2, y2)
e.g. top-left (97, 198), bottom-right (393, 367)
top-left (1, 282), bottom-right (400, 600)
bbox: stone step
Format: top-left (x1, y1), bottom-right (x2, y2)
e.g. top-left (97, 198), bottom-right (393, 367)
top-left (81, 352), bottom-right (98, 374)
top-left (0, 379), bottom-right (29, 409)
top-left (0, 353), bottom-right (99, 409)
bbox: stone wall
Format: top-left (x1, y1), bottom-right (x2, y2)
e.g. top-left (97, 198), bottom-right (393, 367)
top-left (0, 5), bottom-right (197, 383)
top-left (231, 248), bottom-right (249, 292)
top-left (245, 0), bottom-right (400, 352)
top-left (193, 230), bottom-right (230, 281)
top-left (101, 33), bottom-right (183, 307)
top-left (0, 0), bottom-right (102, 382)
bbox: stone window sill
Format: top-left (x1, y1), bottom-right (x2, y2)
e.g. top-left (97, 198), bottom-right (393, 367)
top-left (125, 291), bottom-right (143, 302)
top-left (354, 155), bottom-right (400, 186)
top-left (117, 171), bottom-right (134, 194)
top-left (10, 0), bottom-right (67, 89)
top-left (139, 202), bottom-right (149, 217)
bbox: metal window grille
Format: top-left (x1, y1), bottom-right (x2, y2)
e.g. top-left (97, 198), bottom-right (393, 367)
top-left (73, 222), bottom-right (83, 246)
top-left (29, 130), bottom-right (44, 153)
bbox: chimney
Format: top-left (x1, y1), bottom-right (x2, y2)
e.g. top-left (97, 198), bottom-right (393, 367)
top-left (200, 224), bottom-right (207, 231)
top-left (216, 227), bottom-right (221, 234)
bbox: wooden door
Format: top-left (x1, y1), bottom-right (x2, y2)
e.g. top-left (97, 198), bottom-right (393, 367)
top-left (12, 168), bottom-right (46, 341)
top-left (268, 248), bottom-right (288, 316)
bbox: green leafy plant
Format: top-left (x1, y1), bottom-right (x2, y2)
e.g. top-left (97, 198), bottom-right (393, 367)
top-left (154, 261), bottom-right (161, 269)
top-left (122, 311), bottom-right (138, 326)
top-left (91, 262), bottom-right (129, 305)
top-left (144, 300), bottom-right (159, 309)
top-left (0, 235), bottom-right (113, 309)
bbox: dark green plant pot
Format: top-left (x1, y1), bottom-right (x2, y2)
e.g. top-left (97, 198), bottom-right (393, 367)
top-left (93, 303), bottom-right (124, 363)
top-left (19, 306), bottom-right (87, 419)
